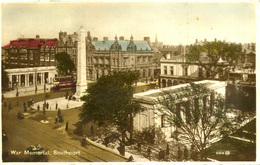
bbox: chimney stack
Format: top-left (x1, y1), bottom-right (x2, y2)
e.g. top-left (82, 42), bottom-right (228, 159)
top-left (103, 37), bottom-right (108, 41)
top-left (119, 36), bottom-right (124, 41)
top-left (93, 37), bottom-right (98, 41)
top-left (36, 35), bottom-right (40, 39)
top-left (144, 37), bottom-right (150, 43)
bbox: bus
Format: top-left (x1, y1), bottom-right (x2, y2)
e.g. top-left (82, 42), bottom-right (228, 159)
top-left (51, 76), bottom-right (76, 91)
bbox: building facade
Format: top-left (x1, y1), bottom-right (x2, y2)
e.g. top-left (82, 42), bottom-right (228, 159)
top-left (85, 34), bottom-right (156, 82)
top-left (5, 66), bottom-right (57, 89)
top-left (56, 31), bottom-right (78, 65)
top-left (132, 80), bottom-right (227, 139)
top-left (2, 35), bottom-right (58, 69)
top-left (160, 53), bottom-right (200, 88)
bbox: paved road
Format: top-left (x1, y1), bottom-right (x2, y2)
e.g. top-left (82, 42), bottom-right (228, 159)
top-left (2, 93), bottom-right (127, 162)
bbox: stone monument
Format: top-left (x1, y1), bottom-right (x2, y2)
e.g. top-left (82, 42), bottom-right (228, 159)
top-left (74, 26), bottom-right (87, 100)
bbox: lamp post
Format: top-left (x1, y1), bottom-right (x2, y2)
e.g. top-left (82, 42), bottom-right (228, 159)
top-left (43, 79), bottom-right (46, 120)
top-left (16, 80), bottom-right (19, 106)
top-left (35, 70), bottom-right (37, 94)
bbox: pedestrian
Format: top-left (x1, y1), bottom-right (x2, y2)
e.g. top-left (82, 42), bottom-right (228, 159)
top-left (56, 102), bottom-right (58, 110)
top-left (37, 105), bottom-right (40, 111)
top-left (65, 121), bottom-right (69, 131)
top-left (8, 102), bottom-right (11, 110)
top-left (104, 137), bottom-right (109, 147)
top-left (90, 125), bottom-right (94, 135)
top-left (46, 102), bottom-right (49, 110)
top-left (166, 143), bottom-right (170, 156)
top-left (127, 155), bottom-right (134, 162)
top-left (43, 108), bottom-right (46, 118)
top-left (184, 146), bottom-right (188, 160)
top-left (4, 101), bottom-right (7, 108)
top-left (27, 100), bottom-right (30, 107)
top-left (23, 103), bottom-right (27, 112)
top-left (57, 108), bottom-right (61, 116)
top-left (66, 103), bottom-right (69, 109)
top-left (119, 142), bottom-right (125, 156)
top-left (55, 116), bottom-right (58, 124)
top-left (137, 142), bottom-right (141, 152)
top-left (177, 146), bottom-right (183, 161)
top-left (147, 147), bottom-right (152, 161)
top-left (32, 99), bottom-right (34, 105)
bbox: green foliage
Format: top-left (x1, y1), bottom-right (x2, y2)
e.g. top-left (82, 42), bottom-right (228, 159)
top-left (134, 126), bottom-right (166, 144)
top-left (55, 52), bottom-right (75, 75)
top-left (80, 70), bottom-right (141, 131)
top-left (186, 41), bottom-right (242, 79)
top-left (156, 83), bottom-right (243, 160)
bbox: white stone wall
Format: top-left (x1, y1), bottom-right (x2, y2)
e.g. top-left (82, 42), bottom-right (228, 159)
top-left (133, 80), bottom-right (227, 140)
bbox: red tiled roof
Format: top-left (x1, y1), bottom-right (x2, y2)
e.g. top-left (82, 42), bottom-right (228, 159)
top-left (2, 38), bottom-right (58, 49)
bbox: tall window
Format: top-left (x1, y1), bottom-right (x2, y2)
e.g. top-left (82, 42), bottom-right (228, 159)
top-left (143, 69), bottom-right (146, 77)
top-left (164, 66), bottom-right (167, 75)
top-left (184, 67), bottom-right (188, 76)
top-left (170, 66), bottom-right (174, 75)
top-left (161, 114), bottom-right (167, 128)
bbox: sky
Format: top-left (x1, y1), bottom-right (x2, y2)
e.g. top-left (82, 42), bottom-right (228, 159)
top-left (1, 1), bottom-right (257, 46)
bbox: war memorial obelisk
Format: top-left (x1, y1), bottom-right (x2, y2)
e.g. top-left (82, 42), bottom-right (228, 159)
top-left (74, 26), bottom-right (88, 100)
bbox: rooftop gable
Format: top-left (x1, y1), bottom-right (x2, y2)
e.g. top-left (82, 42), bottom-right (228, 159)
top-left (92, 40), bottom-right (151, 51)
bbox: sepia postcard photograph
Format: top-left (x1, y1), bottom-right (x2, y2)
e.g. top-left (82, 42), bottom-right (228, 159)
top-left (1, 0), bottom-right (258, 164)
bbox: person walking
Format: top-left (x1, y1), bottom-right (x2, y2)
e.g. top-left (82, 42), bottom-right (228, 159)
top-left (8, 102), bottom-right (11, 110)
top-left (4, 101), bottom-right (7, 108)
top-left (147, 147), bottom-right (152, 161)
top-left (55, 102), bottom-right (58, 110)
top-left (177, 146), bottom-right (183, 161)
top-left (55, 116), bottom-right (58, 124)
top-left (184, 146), bottom-right (189, 160)
top-left (137, 142), bottom-right (141, 152)
top-left (46, 102), bottom-right (49, 110)
top-left (90, 125), bottom-right (94, 135)
top-left (37, 105), bottom-right (40, 111)
top-left (65, 121), bottom-right (69, 131)
top-left (57, 108), bottom-right (61, 116)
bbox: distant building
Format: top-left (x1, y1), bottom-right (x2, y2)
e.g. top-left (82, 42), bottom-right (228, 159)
top-left (144, 35), bottom-right (163, 52)
top-left (56, 31), bottom-right (78, 65)
top-left (228, 43), bottom-right (256, 86)
top-left (159, 53), bottom-right (200, 88)
top-left (85, 33), bottom-right (156, 82)
top-left (2, 35), bottom-right (58, 69)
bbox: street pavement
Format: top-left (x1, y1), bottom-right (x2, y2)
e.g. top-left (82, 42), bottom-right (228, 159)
top-left (2, 91), bottom-right (127, 162)
top-left (3, 84), bottom-right (53, 98)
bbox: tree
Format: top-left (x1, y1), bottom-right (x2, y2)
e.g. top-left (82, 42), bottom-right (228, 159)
top-left (156, 83), bottom-right (244, 160)
top-left (80, 70), bottom-right (141, 155)
top-left (55, 52), bottom-right (75, 76)
top-left (186, 41), bottom-right (242, 79)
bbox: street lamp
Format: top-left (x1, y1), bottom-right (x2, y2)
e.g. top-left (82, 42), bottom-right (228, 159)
top-left (43, 79), bottom-right (46, 120)
top-left (35, 69), bottom-right (37, 94)
top-left (16, 80), bottom-right (19, 106)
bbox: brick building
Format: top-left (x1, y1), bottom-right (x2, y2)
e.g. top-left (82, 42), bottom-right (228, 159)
top-left (2, 35), bottom-right (58, 69)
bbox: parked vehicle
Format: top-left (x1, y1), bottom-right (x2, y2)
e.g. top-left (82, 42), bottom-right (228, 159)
top-left (26, 144), bottom-right (49, 162)
top-left (2, 130), bottom-right (8, 142)
top-left (17, 112), bottom-right (24, 119)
